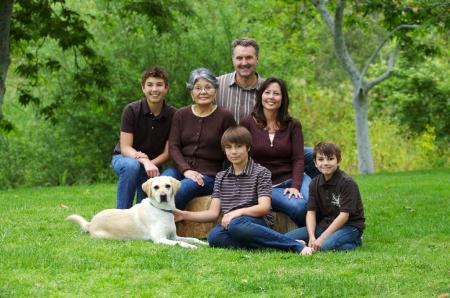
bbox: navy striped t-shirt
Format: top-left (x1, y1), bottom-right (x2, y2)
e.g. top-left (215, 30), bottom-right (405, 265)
top-left (212, 158), bottom-right (273, 225)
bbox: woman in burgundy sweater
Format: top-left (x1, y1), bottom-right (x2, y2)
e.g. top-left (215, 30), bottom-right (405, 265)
top-left (240, 77), bottom-right (311, 227)
top-left (162, 68), bottom-right (236, 209)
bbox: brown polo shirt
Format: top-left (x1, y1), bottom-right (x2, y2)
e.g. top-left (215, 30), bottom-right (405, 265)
top-left (307, 168), bottom-right (365, 232)
top-left (113, 98), bottom-right (177, 159)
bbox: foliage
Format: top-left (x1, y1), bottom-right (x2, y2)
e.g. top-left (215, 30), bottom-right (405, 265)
top-left (0, 170), bottom-right (449, 296)
top-left (0, 0), bottom-right (448, 188)
top-left (371, 55), bottom-right (450, 146)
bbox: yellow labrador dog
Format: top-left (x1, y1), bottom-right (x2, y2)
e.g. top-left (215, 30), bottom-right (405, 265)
top-left (66, 176), bottom-right (208, 249)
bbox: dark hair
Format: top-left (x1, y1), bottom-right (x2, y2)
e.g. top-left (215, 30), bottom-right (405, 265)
top-left (232, 38), bottom-right (259, 57)
top-left (251, 77), bottom-right (291, 129)
top-left (313, 141), bottom-right (342, 162)
top-left (221, 126), bottom-right (252, 150)
top-left (141, 66), bottom-right (169, 87)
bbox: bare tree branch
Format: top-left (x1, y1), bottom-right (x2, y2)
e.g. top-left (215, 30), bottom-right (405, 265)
top-left (311, 0), bottom-right (334, 30)
top-left (312, 0), bottom-right (361, 86)
top-left (367, 46), bottom-right (400, 90)
top-left (359, 24), bottom-right (418, 92)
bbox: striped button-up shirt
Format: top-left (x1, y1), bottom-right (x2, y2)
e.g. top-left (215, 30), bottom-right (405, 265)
top-left (212, 158), bottom-right (274, 225)
top-left (216, 72), bottom-right (264, 123)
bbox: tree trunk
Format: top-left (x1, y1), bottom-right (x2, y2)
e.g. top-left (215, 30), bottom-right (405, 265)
top-left (0, 0), bottom-right (13, 117)
top-left (352, 88), bottom-right (374, 173)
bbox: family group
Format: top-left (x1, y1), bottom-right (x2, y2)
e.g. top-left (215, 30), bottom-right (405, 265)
top-left (111, 38), bottom-right (365, 256)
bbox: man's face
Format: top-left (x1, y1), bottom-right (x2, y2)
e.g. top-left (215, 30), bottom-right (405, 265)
top-left (141, 77), bottom-right (168, 104)
top-left (232, 45), bottom-right (258, 80)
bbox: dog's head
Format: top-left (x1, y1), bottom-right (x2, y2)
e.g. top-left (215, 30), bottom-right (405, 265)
top-left (142, 176), bottom-right (180, 208)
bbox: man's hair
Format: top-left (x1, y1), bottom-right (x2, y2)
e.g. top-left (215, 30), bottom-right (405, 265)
top-left (231, 38), bottom-right (259, 57)
top-left (141, 66), bottom-right (169, 87)
top-left (221, 126), bottom-right (252, 150)
top-left (313, 141), bottom-right (342, 162)
top-left (252, 77), bottom-right (291, 129)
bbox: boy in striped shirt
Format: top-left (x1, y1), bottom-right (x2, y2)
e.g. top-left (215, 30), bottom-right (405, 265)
top-left (174, 126), bottom-right (313, 255)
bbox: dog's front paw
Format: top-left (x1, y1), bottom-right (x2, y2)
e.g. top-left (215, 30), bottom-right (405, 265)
top-left (179, 242), bottom-right (198, 249)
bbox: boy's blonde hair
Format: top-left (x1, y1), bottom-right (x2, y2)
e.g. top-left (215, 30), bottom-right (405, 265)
top-left (313, 141), bottom-right (342, 162)
top-left (221, 126), bottom-right (252, 150)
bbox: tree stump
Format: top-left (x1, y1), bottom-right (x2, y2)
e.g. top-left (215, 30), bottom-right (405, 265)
top-left (176, 196), bottom-right (298, 238)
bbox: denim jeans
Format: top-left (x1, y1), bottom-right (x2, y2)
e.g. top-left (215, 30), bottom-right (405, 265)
top-left (272, 175), bottom-right (311, 227)
top-left (285, 225), bottom-right (362, 251)
top-left (304, 147), bottom-right (320, 178)
top-left (208, 216), bottom-right (305, 253)
top-left (111, 154), bottom-right (148, 209)
top-left (161, 167), bottom-right (215, 210)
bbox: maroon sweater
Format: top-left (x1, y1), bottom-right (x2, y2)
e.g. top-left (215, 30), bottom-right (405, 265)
top-left (240, 115), bottom-right (305, 189)
top-left (169, 105), bottom-right (236, 176)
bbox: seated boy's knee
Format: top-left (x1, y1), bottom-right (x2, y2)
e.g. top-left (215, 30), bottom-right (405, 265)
top-left (227, 217), bottom-right (253, 239)
top-left (207, 227), bottom-right (224, 247)
top-left (122, 158), bottom-right (141, 173)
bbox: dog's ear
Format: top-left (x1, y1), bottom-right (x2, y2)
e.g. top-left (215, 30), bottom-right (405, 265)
top-left (142, 178), bottom-right (154, 197)
top-left (169, 177), bottom-right (181, 194)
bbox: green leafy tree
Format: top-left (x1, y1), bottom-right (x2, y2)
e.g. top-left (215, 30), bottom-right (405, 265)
top-left (310, 0), bottom-right (449, 173)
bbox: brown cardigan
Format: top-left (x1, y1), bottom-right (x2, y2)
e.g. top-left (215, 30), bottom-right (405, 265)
top-left (169, 105), bottom-right (236, 176)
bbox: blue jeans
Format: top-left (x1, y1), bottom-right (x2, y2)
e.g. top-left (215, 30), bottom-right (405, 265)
top-left (304, 147), bottom-right (320, 178)
top-left (272, 175), bottom-right (311, 227)
top-left (208, 216), bottom-right (305, 253)
top-left (285, 225), bottom-right (362, 251)
top-left (161, 167), bottom-right (215, 210)
top-left (111, 154), bottom-right (148, 209)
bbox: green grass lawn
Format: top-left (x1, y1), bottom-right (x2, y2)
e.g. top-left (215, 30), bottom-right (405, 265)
top-left (0, 169), bottom-right (449, 297)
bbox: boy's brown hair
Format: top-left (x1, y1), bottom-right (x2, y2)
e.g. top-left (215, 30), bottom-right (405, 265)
top-left (221, 126), bottom-right (252, 150)
top-left (141, 66), bottom-right (169, 87)
top-left (313, 141), bottom-right (342, 162)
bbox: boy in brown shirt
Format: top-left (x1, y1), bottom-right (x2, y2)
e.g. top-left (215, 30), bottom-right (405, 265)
top-left (285, 141), bottom-right (365, 252)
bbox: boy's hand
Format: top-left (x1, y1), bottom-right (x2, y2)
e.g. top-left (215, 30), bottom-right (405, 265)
top-left (283, 188), bottom-right (303, 199)
top-left (173, 208), bottom-right (185, 222)
top-left (221, 210), bottom-right (242, 230)
top-left (310, 237), bottom-right (324, 251)
top-left (143, 160), bottom-right (160, 178)
top-left (184, 170), bottom-right (205, 186)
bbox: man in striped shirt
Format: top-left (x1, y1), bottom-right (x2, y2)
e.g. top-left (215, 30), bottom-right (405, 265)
top-left (216, 38), bottom-right (320, 178)
top-left (216, 38), bottom-right (264, 124)
top-left (174, 126), bottom-right (313, 255)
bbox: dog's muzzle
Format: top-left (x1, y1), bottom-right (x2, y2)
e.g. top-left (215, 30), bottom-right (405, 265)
top-left (160, 193), bottom-right (168, 202)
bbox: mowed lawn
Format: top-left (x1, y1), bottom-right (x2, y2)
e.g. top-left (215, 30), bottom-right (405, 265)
top-left (0, 169), bottom-right (449, 297)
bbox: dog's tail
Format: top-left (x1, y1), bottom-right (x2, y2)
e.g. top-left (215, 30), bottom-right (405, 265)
top-left (66, 214), bottom-right (90, 232)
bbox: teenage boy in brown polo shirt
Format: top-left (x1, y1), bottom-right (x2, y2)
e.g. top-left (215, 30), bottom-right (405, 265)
top-left (112, 66), bottom-right (176, 209)
top-left (285, 141), bottom-right (365, 252)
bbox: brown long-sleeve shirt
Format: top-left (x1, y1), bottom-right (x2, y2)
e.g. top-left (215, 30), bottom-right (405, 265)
top-left (169, 105), bottom-right (236, 176)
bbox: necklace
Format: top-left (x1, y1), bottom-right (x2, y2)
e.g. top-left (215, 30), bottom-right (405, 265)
top-left (192, 104), bottom-right (217, 117)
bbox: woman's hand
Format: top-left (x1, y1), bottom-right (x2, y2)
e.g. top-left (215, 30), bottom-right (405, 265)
top-left (283, 187), bottom-right (303, 199)
top-left (184, 170), bottom-right (205, 186)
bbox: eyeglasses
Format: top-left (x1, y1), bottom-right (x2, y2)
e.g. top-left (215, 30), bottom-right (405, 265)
top-left (193, 85), bottom-right (215, 93)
